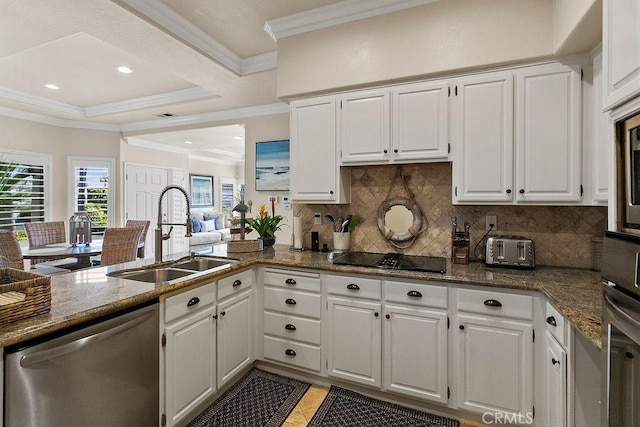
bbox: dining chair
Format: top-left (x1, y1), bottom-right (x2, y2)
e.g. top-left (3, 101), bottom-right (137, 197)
top-left (0, 230), bottom-right (68, 275)
top-left (125, 220), bottom-right (151, 259)
top-left (24, 221), bottom-right (77, 269)
top-left (100, 226), bottom-right (145, 267)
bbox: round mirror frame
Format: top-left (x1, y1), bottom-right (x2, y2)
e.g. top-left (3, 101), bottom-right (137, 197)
top-left (377, 196), bottom-right (424, 243)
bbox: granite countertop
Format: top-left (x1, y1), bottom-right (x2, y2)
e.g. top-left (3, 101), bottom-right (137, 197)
top-left (0, 244), bottom-right (604, 349)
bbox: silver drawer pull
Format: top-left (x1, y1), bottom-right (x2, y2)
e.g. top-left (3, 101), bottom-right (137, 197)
top-left (407, 290), bottom-right (422, 298)
top-left (484, 299), bottom-right (502, 307)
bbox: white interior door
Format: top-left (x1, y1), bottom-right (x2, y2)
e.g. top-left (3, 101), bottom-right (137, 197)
top-left (125, 164), bottom-right (168, 258)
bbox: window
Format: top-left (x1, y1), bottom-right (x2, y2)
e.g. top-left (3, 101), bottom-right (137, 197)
top-left (69, 158), bottom-right (115, 236)
top-left (0, 152), bottom-right (50, 234)
top-left (221, 183), bottom-right (234, 209)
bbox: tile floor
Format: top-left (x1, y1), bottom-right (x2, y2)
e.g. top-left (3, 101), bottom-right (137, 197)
top-left (281, 385), bottom-right (479, 427)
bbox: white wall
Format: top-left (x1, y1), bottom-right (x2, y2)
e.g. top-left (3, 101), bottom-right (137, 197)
top-left (0, 115), bottom-right (121, 223)
top-left (553, 0), bottom-right (602, 55)
top-left (277, 0), bottom-right (555, 98)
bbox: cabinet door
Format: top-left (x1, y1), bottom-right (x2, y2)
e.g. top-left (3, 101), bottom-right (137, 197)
top-left (603, 0), bottom-right (640, 110)
top-left (546, 331), bottom-right (567, 427)
top-left (515, 63), bottom-right (582, 202)
top-left (165, 305), bottom-right (216, 426)
top-left (290, 96), bottom-right (341, 202)
top-left (392, 81), bottom-right (449, 162)
top-left (383, 304), bottom-right (448, 404)
top-left (453, 72), bottom-right (514, 203)
top-left (340, 90), bottom-right (391, 164)
top-left (327, 297), bottom-right (381, 387)
top-left (453, 314), bottom-right (533, 417)
top-left (217, 290), bottom-right (253, 388)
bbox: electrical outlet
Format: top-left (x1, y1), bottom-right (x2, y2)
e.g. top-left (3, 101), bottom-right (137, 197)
top-left (313, 212), bottom-right (322, 225)
top-left (486, 215), bottom-right (497, 231)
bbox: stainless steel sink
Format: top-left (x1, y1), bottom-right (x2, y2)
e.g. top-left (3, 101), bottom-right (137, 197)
top-left (108, 267), bottom-right (195, 283)
top-left (172, 257), bottom-right (233, 271)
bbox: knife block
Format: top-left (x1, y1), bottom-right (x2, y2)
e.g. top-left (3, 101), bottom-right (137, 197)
top-left (452, 235), bottom-right (470, 265)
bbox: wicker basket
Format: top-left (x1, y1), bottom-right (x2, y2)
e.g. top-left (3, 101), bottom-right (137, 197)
top-left (227, 239), bottom-right (263, 253)
top-left (0, 268), bottom-right (51, 325)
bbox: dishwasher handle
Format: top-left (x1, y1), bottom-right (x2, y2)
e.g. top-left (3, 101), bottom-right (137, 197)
top-left (20, 308), bottom-right (155, 368)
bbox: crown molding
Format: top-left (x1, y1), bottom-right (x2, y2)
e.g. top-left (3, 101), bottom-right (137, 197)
top-left (85, 87), bottom-right (218, 117)
top-left (264, 0), bottom-right (440, 41)
top-left (189, 153), bottom-right (239, 165)
top-left (202, 147), bottom-right (244, 160)
top-left (120, 102), bottom-right (290, 133)
top-left (113, 0), bottom-right (276, 75)
top-left (0, 88), bottom-right (85, 117)
top-left (126, 138), bottom-right (239, 165)
top-left (241, 51), bottom-right (278, 75)
top-left (0, 106), bottom-right (120, 131)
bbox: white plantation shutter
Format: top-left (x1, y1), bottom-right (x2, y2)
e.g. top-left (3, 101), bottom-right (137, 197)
top-left (69, 158), bottom-right (115, 236)
top-left (0, 156), bottom-right (48, 231)
top-left (221, 183), bottom-right (234, 209)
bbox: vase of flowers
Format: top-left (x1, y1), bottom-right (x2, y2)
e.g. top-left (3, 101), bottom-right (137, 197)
top-left (242, 201), bottom-right (284, 247)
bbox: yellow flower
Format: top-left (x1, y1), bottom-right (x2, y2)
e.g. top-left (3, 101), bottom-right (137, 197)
top-left (258, 203), bottom-right (267, 218)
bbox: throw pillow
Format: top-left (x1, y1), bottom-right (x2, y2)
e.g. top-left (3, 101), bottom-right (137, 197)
top-left (191, 216), bottom-right (202, 233)
top-left (201, 219), bottom-right (216, 232)
top-left (213, 216), bottom-right (221, 230)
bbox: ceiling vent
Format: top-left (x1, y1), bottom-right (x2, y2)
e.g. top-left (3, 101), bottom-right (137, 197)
top-left (156, 113), bottom-right (175, 118)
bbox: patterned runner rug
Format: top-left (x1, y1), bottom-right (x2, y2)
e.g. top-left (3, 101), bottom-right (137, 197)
top-left (187, 369), bottom-right (310, 427)
top-left (308, 386), bottom-right (460, 427)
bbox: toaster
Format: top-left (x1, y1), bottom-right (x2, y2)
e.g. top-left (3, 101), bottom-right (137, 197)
top-left (485, 236), bottom-right (535, 269)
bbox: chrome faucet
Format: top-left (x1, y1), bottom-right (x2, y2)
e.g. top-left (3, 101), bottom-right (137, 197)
top-left (155, 185), bottom-right (192, 263)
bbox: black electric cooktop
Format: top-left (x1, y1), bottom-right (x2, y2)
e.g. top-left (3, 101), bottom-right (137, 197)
top-left (332, 252), bottom-right (446, 274)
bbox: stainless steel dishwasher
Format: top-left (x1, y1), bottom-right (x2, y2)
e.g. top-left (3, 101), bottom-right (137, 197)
top-left (4, 301), bottom-right (159, 427)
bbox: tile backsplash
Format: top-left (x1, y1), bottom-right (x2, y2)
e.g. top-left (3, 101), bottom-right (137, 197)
top-left (293, 163), bottom-right (607, 269)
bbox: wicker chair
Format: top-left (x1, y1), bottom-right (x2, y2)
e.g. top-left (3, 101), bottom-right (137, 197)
top-left (125, 220), bottom-right (151, 259)
top-left (0, 230), bottom-right (68, 275)
top-left (24, 221), bottom-right (77, 268)
top-left (100, 226), bottom-right (144, 267)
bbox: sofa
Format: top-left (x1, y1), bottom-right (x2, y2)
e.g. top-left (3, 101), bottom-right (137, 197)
top-left (189, 210), bottom-right (232, 246)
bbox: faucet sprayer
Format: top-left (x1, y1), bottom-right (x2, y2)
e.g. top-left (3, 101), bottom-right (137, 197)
top-left (155, 185), bottom-right (192, 263)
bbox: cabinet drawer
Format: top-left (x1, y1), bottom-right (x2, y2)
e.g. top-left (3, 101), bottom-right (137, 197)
top-left (327, 274), bottom-right (381, 299)
top-left (545, 301), bottom-right (567, 347)
top-left (263, 312), bottom-right (321, 345)
top-left (263, 336), bottom-right (321, 372)
top-left (165, 282), bottom-right (216, 324)
top-left (264, 287), bottom-right (321, 319)
top-left (457, 288), bottom-right (533, 320)
top-left (218, 269), bottom-right (253, 300)
top-left (384, 280), bottom-right (447, 308)
top-left (264, 269), bottom-right (321, 292)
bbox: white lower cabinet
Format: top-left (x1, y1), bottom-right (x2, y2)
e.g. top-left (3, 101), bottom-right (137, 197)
top-left (327, 296), bottom-right (382, 387)
top-left (162, 282), bottom-right (217, 427)
top-left (217, 289), bottom-right (253, 388)
top-left (453, 289), bottom-right (534, 419)
top-left (383, 304), bottom-right (448, 403)
top-left (545, 330), bottom-right (567, 427)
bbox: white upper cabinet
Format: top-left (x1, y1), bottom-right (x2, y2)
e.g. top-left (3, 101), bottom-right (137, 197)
top-left (340, 89), bottom-right (391, 163)
top-left (603, 0), bottom-right (640, 111)
top-left (515, 63), bottom-right (582, 202)
top-left (290, 96), bottom-right (350, 203)
top-left (339, 83), bottom-right (449, 164)
top-left (453, 71), bottom-right (515, 203)
top-left (392, 81), bottom-right (450, 162)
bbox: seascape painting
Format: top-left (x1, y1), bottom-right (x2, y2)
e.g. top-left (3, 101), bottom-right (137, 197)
top-left (255, 140), bottom-right (290, 191)
top-left (190, 174), bottom-right (214, 208)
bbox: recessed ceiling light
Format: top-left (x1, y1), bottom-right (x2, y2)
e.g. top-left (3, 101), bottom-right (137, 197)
top-left (184, 140), bottom-right (193, 144)
top-left (233, 136), bottom-right (243, 140)
top-left (44, 84), bottom-right (59, 90)
top-left (116, 66), bottom-right (133, 74)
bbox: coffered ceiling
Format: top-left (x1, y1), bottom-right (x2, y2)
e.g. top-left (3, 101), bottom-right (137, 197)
top-left (0, 0), bottom-right (437, 158)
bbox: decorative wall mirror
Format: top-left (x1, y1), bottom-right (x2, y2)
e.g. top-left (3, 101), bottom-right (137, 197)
top-left (377, 168), bottom-right (428, 249)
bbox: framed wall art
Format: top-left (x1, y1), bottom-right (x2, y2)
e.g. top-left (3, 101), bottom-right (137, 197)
top-left (190, 174), bottom-right (214, 208)
top-left (255, 140), bottom-right (290, 191)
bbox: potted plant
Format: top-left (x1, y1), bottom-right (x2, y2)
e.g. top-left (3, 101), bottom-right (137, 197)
top-left (242, 201), bottom-right (284, 247)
